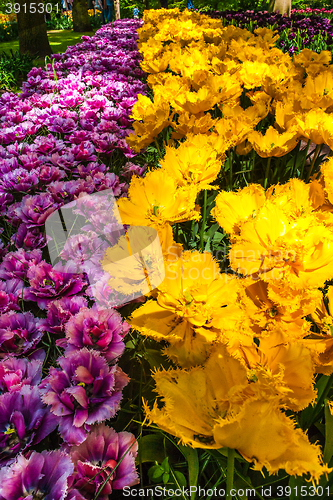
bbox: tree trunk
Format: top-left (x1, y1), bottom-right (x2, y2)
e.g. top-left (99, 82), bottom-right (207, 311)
top-left (73, 0), bottom-right (92, 32)
top-left (16, 0), bottom-right (52, 57)
top-left (114, 0), bottom-right (120, 19)
top-left (268, 0), bottom-right (292, 16)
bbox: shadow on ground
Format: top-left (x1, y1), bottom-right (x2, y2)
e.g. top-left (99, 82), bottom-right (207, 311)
top-left (0, 29), bottom-right (96, 63)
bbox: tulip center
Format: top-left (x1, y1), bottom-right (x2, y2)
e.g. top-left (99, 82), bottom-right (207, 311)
top-left (152, 205), bottom-right (159, 216)
top-left (24, 489), bottom-right (45, 499)
top-left (105, 458), bottom-right (117, 471)
top-left (4, 425), bottom-right (16, 436)
top-left (90, 325), bottom-right (103, 342)
top-left (43, 279), bottom-right (54, 286)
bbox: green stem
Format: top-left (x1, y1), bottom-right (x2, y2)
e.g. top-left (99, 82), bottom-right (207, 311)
top-left (303, 374), bottom-right (333, 430)
top-left (251, 149), bottom-right (256, 184)
top-left (263, 156), bottom-right (272, 190)
top-left (44, 55), bottom-right (51, 78)
top-left (229, 148), bottom-right (233, 189)
top-left (272, 157), bottom-right (281, 184)
top-left (154, 138), bottom-right (162, 159)
top-left (299, 139), bottom-right (311, 180)
top-left (291, 141), bottom-right (300, 178)
top-left (323, 399), bottom-right (333, 464)
top-left (289, 476), bottom-right (302, 500)
top-left (200, 190), bottom-right (207, 251)
top-left (50, 59), bottom-right (59, 93)
top-left (226, 448), bottom-right (235, 496)
top-left (306, 143), bottom-right (322, 182)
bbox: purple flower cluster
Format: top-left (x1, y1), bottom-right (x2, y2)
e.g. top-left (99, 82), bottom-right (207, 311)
top-left (0, 19), bottom-right (143, 498)
top-left (0, 20), bottom-right (147, 253)
top-left (62, 305), bottom-right (130, 362)
top-left (292, 8), bottom-right (333, 16)
top-left (207, 10), bottom-right (333, 52)
top-left (41, 349), bottom-right (129, 445)
top-left (66, 423), bottom-right (139, 499)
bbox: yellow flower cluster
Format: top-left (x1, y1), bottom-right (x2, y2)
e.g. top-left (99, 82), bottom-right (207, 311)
top-left (0, 13), bottom-right (16, 24)
top-left (127, 8), bottom-right (333, 159)
top-left (109, 8), bottom-right (333, 480)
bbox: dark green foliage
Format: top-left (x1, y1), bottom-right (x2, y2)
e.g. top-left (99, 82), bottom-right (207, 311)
top-left (73, 0), bottom-right (92, 31)
top-left (0, 20), bottom-right (17, 41)
top-left (0, 49), bottom-right (34, 90)
top-left (46, 14), bottom-right (73, 30)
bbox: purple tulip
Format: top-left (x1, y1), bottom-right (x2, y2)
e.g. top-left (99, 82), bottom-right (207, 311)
top-left (33, 134), bottom-right (65, 155)
top-left (39, 165), bottom-right (66, 184)
top-left (71, 142), bottom-right (97, 162)
top-left (63, 306), bottom-right (129, 362)
top-left (47, 116), bottom-right (78, 134)
top-left (19, 152), bottom-right (45, 170)
top-left (38, 296), bottom-right (88, 336)
top-left (47, 179), bottom-right (93, 204)
top-left (50, 150), bottom-right (78, 170)
top-left (67, 424), bottom-right (139, 499)
top-left (24, 261), bottom-right (86, 309)
top-left (0, 311), bottom-right (44, 357)
top-left (0, 279), bottom-right (22, 314)
top-left (0, 168), bottom-right (39, 194)
top-left (0, 385), bottom-right (58, 466)
top-left (0, 355), bottom-right (44, 394)
top-left (41, 349), bottom-right (129, 445)
top-left (76, 162), bottom-right (106, 179)
top-left (0, 193), bottom-right (13, 216)
top-left (120, 161), bottom-right (147, 180)
top-left (59, 232), bottom-right (109, 272)
top-left (0, 248), bottom-right (42, 280)
top-left (85, 272), bottom-right (122, 309)
top-left (0, 450), bottom-right (73, 500)
top-left (11, 224), bottom-right (48, 250)
top-left (14, 193), bottom-right (60, 229)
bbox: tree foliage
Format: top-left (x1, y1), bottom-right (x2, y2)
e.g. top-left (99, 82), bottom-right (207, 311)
top-left (73, 0), bottom-right (92, 31)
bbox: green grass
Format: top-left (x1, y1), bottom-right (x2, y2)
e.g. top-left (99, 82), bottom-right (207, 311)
top-left (0, 29), bottom-right (96, 66)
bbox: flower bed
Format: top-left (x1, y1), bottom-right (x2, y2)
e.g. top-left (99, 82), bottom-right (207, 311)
top-left (0, 19), bottom-right (146, 499)
top-left (292, 7), bottom-right (333, 17)
top-left (3, 7), bottom-right (333, 498)
top-left (122, 6), bottom-right (333, 492)
top-left (207, 9), bottom-right (333, 54)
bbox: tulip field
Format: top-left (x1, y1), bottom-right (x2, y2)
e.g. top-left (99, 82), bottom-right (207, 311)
top-left (1, 5), bottom-right (333, 500)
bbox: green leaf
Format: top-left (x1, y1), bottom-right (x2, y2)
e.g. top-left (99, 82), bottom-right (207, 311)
top-left (174, 471), bottom-right (187, 488)
top-left (125, 340), bottom-right (136, 349)
top-left (212, 232), bottom-right (223, 243)
top-left (191, 222), bottom-right (199, 239)
top-left (204, 236), bottom-right (211, 252)
top-left (206, 223), bottom-right (220, 238)
top-left (324, 400), bottom-right (333, 464)
top-left (136, 434), bottom-right (166, 464)
top-left (146, 146), bottom-right (157, 153)
top-left (178, 445), bottom-right (199, 500)
top-left (162, 472), bottom-right (170, 484)
top-left (207, 192), bottom-right (218, 206)
top-left (149, 465), bottom-right (164, 481)
top-left (144, 349), bottom-right (167, 370)
top-left (161, 456), bottom-right (170, 473)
